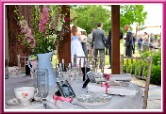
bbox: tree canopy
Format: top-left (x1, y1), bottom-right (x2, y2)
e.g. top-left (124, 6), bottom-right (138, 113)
top-left (70, 5), bottom-right (147, 35)
top-left (70, 5), bottom-right (110, 34)
top-left (120, 5), bottom-right (147, 32)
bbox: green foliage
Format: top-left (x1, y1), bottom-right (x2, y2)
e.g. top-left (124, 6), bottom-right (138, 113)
top-left (154, 34), bottom-right (158, 40)
top-left (30, 55), bottom-right (37, 60)
top-left (141, 50), bottom-right (161, 66)
top-left (150, 65), bottom-right (161, 85)
top-left (70, 5), bottom-right (147, 35)
top-left (70, 5), bottom-right (111, 34)
top-left (141, 50), bottom-right (161, 85)
top-left (120, 5), bottom-right (147, 31)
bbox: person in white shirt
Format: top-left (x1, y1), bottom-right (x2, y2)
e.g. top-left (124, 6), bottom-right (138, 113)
top-left (87, 28), bottom-right (95, 59)
top-left (81, 31), bottom-right (88, 57)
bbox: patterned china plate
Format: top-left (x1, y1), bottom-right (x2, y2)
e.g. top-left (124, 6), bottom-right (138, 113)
top-left (6, 98), bottom-right (20, 106)
top-left (6, 98), bottom-right (36, 106)
top-left (6, 98), bottom-right (44, 109)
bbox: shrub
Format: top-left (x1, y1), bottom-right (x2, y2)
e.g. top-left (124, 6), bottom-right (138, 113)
top-left (150, 65), bottom-right (161, 85)
top-left (141, 50), bottom-right (161, 85)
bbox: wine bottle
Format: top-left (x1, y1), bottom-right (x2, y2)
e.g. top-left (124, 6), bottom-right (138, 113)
top-left (61, 59), bottom-right (67, 72)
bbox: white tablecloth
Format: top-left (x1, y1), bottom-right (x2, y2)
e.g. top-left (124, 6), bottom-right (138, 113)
top-left (5, 76), bottom-right (143, 109)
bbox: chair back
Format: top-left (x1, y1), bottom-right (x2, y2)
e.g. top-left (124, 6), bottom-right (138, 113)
top-left (73, 55), bottom-right (105, 73)
top-left (120, 55), bottom-right (153, 109)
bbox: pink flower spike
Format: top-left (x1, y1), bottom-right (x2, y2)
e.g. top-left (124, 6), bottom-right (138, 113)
top-left (27, 39), bottom-right (31, 43)
top-left (39, 22), bottom-right (46, 33)
top-left (43, 6), bottom-right (50, 19)
top-left (21, 26), bottom-right (29, 34)
top-left (25, 28), bottom-right (32, 38)
top-left (32, 43), bottom-right (36, 48)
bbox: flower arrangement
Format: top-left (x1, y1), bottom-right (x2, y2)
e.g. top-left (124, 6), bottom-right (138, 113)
top-left (14, 5), bottom-right (70, 54)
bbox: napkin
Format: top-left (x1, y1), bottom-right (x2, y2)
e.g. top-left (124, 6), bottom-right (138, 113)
top-left (87, 83), bottom-right (138, 96)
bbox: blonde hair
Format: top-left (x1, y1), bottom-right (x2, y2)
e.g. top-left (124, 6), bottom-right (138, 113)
top-left (71, 25), bottom-right (78, 35)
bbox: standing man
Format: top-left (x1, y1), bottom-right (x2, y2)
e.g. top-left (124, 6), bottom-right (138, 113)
top-left (124, 25), bottom-right (133, 57)
top-left (91, 22), bottom-right (106, 69)
top-left (107, 28), bottom-right (123, 69)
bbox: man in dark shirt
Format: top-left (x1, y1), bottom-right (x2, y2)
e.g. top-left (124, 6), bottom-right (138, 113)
top-left (124, 25), bottom-right (133, 57)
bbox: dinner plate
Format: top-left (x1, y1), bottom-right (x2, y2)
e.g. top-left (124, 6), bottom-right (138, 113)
top-left (6, 98), bottom-right (37, 106)
top-left (6, 98), bottom-right (45, 109)
top-left (6, 98), bottom-right (20, 106)
top-left (9, 73), bottom-right (26, 78)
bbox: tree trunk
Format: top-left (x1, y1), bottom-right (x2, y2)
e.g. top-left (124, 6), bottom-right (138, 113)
top-left (58, 5), bottom-right (71, 66)
top-left (7, 5), bottom-right (31, 66)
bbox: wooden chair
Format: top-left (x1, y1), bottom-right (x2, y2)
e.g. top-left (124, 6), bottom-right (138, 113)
top-left (73, 55), bottom-right (105, 73)
top-left (120, 55), bottom-right (153, 109)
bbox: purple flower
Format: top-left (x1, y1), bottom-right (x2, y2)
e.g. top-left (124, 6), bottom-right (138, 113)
top-left (39, 5), bottom-right (50, 33)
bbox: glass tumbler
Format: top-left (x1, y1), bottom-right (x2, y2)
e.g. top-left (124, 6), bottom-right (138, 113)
top-left (36, 68), bottom-right (49, 99)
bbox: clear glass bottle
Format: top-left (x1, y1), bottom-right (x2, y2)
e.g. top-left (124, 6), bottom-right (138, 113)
top-left (36, 68), bottom-right (48, 99)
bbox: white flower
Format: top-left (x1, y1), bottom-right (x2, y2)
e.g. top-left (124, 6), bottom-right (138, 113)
top-left (53, 34), bottom-right (57, 39)
top-left (57, 21), bottom-right (63, 31)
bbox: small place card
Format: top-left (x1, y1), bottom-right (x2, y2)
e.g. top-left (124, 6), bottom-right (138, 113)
top-left (56, 80), bottom-right (76, 98)
top-left (87, 71), bottom-right (96, 83)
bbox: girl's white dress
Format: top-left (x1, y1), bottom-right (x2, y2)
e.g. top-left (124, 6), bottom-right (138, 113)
top-left (71, 35), bottom-right (85, 67)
